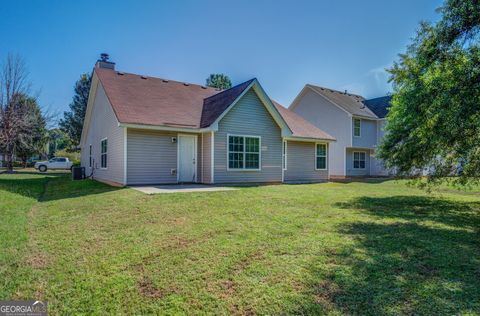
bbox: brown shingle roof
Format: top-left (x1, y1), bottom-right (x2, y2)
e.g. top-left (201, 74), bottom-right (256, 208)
top-left (95, 68), bottom-right (220, 128)
top-left (95, 68), bottom-right (334, 141)
top-left (272, 101), bottom-right (335, 141)
top-left (307, 84), bottom-right (378, 119)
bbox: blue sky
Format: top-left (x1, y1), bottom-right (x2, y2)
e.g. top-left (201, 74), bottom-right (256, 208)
top-left (0, 0), bottom-right (442, 118)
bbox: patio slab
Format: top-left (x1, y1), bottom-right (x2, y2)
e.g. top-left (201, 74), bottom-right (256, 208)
top-left (129, 184), bottom-right (238, 194)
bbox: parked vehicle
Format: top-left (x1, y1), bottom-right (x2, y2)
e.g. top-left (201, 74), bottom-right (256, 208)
top-left (35, 157), bottom-right (73, 172)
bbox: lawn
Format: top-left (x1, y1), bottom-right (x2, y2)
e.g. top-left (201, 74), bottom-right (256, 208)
top-left (1, 171), bottom-right (479, 315)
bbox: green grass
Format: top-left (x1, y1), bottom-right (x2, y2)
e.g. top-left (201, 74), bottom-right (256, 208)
top-left (1, 171), bottom-right (479, 315)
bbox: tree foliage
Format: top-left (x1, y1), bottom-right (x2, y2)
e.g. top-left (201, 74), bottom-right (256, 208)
top-left (378, 0), bottom-right (480, 186)
top-left (14, 94), bottom-right (47, 166)
top-left (206, 73), bottom-right (232, 89)
top-left (59, 73), bottom-right (92, 146)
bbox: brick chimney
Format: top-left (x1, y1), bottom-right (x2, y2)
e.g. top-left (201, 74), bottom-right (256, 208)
top-left (95, 53), bottom-right (115, 70)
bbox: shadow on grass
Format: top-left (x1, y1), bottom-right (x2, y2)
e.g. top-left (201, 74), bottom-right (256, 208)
top-left (0, 171), bottom-right (121, 202)
top-left (297, 196), bottom-right (480, 315)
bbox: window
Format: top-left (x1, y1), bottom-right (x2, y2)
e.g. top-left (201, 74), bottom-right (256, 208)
top-left (58, 158), bottom-right (66, 162)
top-left (282, 141), bottom-right (287, 170)
top-left (228, 135), bottom-right (260, 170)
top-left (89, 145), bottom-right (92, 167)
top-left (316, 144), bottom-right (327, 170)
top-left (353, 118), bottom-right (361, 137)
top-left (101, 138), bottom-right (107, 169)
top-left (353, 151), bottom-right (366, 169)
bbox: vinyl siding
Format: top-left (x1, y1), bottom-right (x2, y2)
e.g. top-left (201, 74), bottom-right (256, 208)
top-left (214, 89), bottom-right (282, 183)
top-left (291, 89), bottom-right (351, 176)
top-left (126, 129), bottom-right (201, 185)
top-left (80, 83), bottom-right (125, 184)
top-left (284, 141), bottom-right (328, 182)
top-left (352, 118), bottom-right (377, 148)
top-left (201, 132), bottom-right (212, 184)
top-left (346, 148), bottom-right (371, 176)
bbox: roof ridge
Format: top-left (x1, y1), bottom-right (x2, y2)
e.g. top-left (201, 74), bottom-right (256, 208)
top-left (95, 68), bottom-right (218, 91)
top-left (204, 78), bottom-right (256, 101)
top-left (307, 83), bottom-right (364, 99)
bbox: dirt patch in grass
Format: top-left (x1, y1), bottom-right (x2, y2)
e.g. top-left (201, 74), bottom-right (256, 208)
top-left (313, 280), bottom-right (343, 310)
top-left (25, 252), bottom-right (48, 269)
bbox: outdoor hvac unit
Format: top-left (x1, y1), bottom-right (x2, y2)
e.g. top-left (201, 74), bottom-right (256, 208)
top-left (72, 167), bottom-right (86, 180)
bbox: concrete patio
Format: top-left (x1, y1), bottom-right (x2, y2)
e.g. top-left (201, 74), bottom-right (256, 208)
top-left (129, 184), bottom-right (238, 194)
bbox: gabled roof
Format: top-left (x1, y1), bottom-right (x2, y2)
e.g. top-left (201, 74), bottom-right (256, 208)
top-left (303, 84), bottom-right (378, 119)
top-left (272, 101), bottom-right (335, 141)
top-left (363, 96), bottom-right (392, 118)
top-left (95, 68), bottom-right (220, 128)
top-left (93, 67), bottom-right (334, 141)
top-left (200, 79), bottom-right (255, 128)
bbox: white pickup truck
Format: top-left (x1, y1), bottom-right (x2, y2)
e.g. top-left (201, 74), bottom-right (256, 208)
top-left (35, 157), bottom-right (73, 172)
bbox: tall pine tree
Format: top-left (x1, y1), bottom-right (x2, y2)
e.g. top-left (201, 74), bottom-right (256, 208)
top-left (59, 73), bottom-right (92, 146)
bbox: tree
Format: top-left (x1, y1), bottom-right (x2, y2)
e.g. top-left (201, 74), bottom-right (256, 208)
top-left (14, 94), bottom-right (47, 167)
top-left (0, 54), bottom-right (34, 173)
top-left (206, 73), bottom-right (232, 89)
top-left (46, 128), bottom-right (72, 158)
top-left (378, 0), bottom-right (480, 186)
top-left (59, 73), bottom-right (92, 146)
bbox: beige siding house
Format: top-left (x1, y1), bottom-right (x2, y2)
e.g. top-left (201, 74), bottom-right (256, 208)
top-left (80, 59), bottom-right (335, 186)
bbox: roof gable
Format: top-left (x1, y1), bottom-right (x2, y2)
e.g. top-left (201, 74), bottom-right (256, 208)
top-left (292, 84), bottom-right (379, 119)
top-left (200, 79), bottom-right (255, 128)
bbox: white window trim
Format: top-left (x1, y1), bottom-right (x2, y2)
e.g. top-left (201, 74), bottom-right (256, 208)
top-left (283, 140), bottom-right (287, 171)
top-left (353, 118), bottom-right (361, 137)
top-left (353, 151), bottom-right (366, 169)
top-left (226, 134), bottom-right (261, 171)
top-left (315, 143), bottom-right (328, 170)
top-left (100, 137), bottom-right (108, 170)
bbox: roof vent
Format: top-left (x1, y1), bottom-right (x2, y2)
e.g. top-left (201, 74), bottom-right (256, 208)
top-left (141, 75), bottom-right (147, 79)
top-left (344, 90), bottom-right (348, 94)
top-left (183, 83), bottom-right (190, 86)
top-left (162, 79), bottom-right (169, 83)
top-left (201, 86), bottom-right (207, 89)
top-left (117, 71), bottom-right (125, 75)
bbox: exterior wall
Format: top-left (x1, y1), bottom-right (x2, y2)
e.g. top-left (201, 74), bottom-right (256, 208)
top-left (80, 83), bottom-right (125, 184)
top-left (201, 132), bottom-right (212, 184)
top-left (214, 89), bottom-right (282, 183)
top-left (291, 89), bottom-right (351, 176)
top-left (346, 148), bottom-right (371, 176)
top-left (126, 129), bottom-right (201, 185)
top-left (284, 141), bottom-right (329, 183)
top-left (352, 117), bottom-right (377, 148)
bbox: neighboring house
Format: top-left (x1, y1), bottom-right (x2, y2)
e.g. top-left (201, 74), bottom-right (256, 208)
top-left (80, 60), bottom-right (335, 186)
top-left (290, 85), bottom-right (392, 178)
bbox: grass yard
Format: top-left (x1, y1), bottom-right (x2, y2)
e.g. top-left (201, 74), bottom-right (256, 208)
top-left (1, 171), bottom-right (479, 315)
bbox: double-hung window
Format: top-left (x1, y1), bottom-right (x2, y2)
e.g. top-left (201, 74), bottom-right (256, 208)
top-left (228, 135), bottom-right (260, 170)
top-left (353, 151), bottom-right (366, 169)
top-left (316, 143), bottom-right (327, 170)
top-left (353, 118), bottom-right (361, 137)
top-left (101, 138), bottom-right (108, 169)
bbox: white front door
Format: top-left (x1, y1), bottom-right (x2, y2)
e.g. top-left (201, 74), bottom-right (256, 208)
top-left (178, 135), bottom-right (197, 182)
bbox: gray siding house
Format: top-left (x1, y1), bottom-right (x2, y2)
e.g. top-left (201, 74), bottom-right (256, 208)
top-left (290, 84), bottom-right (392, 178)
top-left (80, 60), bottom-right (335, 186)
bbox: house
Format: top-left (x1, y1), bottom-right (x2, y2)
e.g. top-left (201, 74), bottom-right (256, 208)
top-left (80, 59), bottom-right (335, 186)
top-left (289, 84), bottom-right (392, 178)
